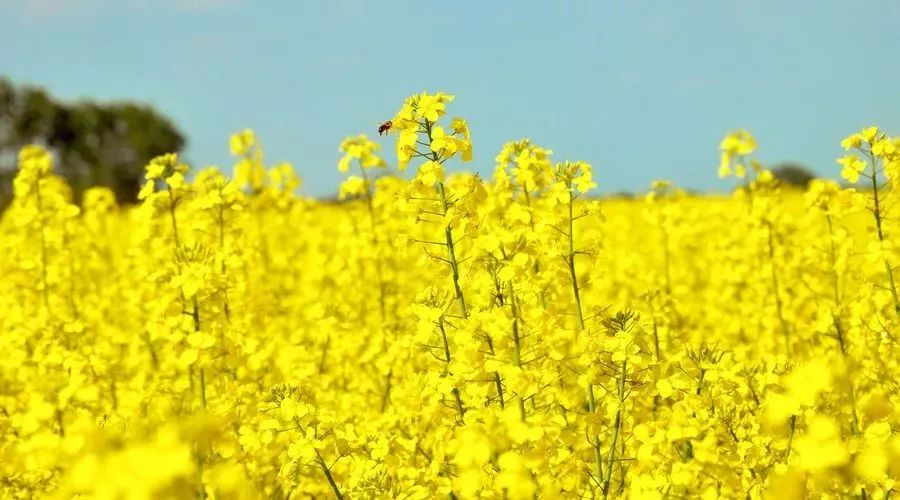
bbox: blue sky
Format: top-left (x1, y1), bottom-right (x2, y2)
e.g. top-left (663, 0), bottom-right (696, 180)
top-left (2, 0), bottom-right (899, 196)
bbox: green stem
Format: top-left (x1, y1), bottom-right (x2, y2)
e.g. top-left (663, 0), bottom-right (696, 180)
top-left (509, 286), bottom-right (527, 421)
top-left (168, 189), bottom-right (182, 250)
top-left (423, 118), bottom-right (484, 418)
top-left (826, 214), bottom-right (859, 433)
top-left (566, 189), bottom-right (585, 331)
top-left (765, 221), bottom-right (790, 354)
top-left (217, 206), bottom-right (231, 321)
top-left (192, 297), bottom-right (206, 409)
top-left (602, 360), bottom-right (627, 499)
top-left (438, 318), bottom-right (466, 420)
top-left (868, 154), bottom-right (900, 313)
top-left (587, 384), bottom-right (604, 486)
top-left (437, 181), bottom-right (468, 317)
top-left (564, 185), bottom-right (605, 492)
top-left (196, 456), bottom-right (206, 500)
top-left (423, 119), bottom-right (468, 319)
top-left (784, 415), bottom-right (797, 461)
top-left (315, 451), bottom-right (344, 500)
top-left (380, 369), bottom-right (393, 413)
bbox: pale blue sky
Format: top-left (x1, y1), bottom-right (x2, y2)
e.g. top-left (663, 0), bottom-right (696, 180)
top-left (2, 1), bottom-right (898, 196)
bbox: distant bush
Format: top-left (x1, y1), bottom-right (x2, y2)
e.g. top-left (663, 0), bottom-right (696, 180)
top-left (0, 77), bottom-right (185, 209)
top-left (771, 162), bottom-right (816, 187)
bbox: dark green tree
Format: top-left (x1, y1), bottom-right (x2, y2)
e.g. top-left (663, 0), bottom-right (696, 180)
top-left (0, 77), bottom-right (185, 209)
top-left (771, 162), bottom-right (816, 188)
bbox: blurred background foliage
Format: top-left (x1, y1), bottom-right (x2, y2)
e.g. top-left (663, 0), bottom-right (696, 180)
top-left (0, 77), bottom-right (185, 210)
top-left (771, 162), bottom-right (817, 188)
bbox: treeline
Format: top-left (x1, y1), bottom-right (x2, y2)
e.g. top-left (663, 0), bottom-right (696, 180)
top-left (0, 77), bottom-right (185, 209)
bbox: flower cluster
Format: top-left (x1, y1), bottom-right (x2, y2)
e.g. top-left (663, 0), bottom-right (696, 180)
top-left (3, 94), bottom-right (900, 499)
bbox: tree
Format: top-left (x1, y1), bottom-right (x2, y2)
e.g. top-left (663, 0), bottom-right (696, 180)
top-left (771, 162), bottom-right (816, 188)
top-left (0, 77), bottom-right (186, 209)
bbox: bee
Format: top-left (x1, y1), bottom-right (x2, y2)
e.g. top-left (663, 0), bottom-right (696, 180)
top-left (378, 120), bottom-right (393, 136)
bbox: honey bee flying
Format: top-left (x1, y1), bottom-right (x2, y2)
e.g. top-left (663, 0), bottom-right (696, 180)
top-left (378, 120), bottom-right (393, 136)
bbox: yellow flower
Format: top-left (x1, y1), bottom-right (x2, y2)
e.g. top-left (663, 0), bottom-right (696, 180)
top-left (416, 160), bottom-right (444, 187)
top-left (496, 452), bottom-right (535, 499)
top-left (861, 125), bottom-right (879, 143)
top-left (396, 128), bottom-right (418, 171)
top-left (229, 129), bottom-right (256, 156)
top-left (720, 130), bottom-right (756, 156)
top-left (5, 101), bottom-right (900, 500)
top-left (338, 176), bottom-right (367, 199)
top-left (451, 117), bottom-right (470, 140)
top-left (573, 168), bottom-right (597, 193)
top-left (18, 145), bottom-right (53, 176)
top-left (145, 162), bottom-right (166, 180)
top-left (138, 181), bottom-right (155, 200)
top-left (717, 153), bottom-right (732, 178)
top-left (416, 93), bottom-right (449, 123)
top-left (872, 138), bottom-right (896, 158)
top-left (338, 134), bottom-right (386, 173)
top-left (430, 126), bottom-right (458, 158)
top-left (837, 154), bottom-right (866, 183)
top-left (795, 416), bottom-right (849, 472)
top-left (656, 379), bottom-right (674, 399)
top-left (166, 172), bottom-right (186, 191)
top-left (459, 138), bottom-right (473, 163)
top-left (841, 133), bottom-right (863, 150)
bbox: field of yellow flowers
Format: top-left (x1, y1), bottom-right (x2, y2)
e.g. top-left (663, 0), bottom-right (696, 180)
top-left (2, 92), bottom-right (900, 499)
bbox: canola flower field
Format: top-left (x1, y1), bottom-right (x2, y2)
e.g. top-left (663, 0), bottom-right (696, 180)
top-left (2, 92), bottom-right (900, 499)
